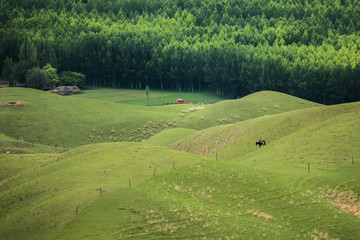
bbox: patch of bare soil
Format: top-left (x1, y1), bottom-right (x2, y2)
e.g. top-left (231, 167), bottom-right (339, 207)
top-left (326, 189), bottom-right (360, 218)
top-left (246, 210), bottom-right (273, 220)
top-left (0, 101), bottom-right (24, 106)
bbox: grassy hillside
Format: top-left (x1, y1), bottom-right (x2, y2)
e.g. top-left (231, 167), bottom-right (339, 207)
top-left (0, 88), bottom-right (320, 149)
top-left (177, 91), bottom-right (322, 130)
top-left (146, 128), bottom-right (198, 147)
top-left (237, 111), bottom-right (360, 172)
top-left (170, 102), bottom-right (360, 171)
top-left (0, 132), bottom-right (64, 154)
top-left (0, 142), bottom-right (207, 240)
top-left (1, 87), bottom-right (359, 240)
top-left (53, 161), bottom-right (360, 239)
top-left (0, 88), bottom-right (187, 148)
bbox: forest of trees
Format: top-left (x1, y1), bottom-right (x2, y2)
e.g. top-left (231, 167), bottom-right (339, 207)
top-left (1, 0), bottom-right (360, 104)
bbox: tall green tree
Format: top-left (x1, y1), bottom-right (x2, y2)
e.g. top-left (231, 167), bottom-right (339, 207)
top-left (43, 63), bottom-right (59, 88)
top-left (1, 57), bottom-right (16, 87)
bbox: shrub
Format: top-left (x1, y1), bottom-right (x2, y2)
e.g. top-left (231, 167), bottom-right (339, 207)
top-left (25, 67), bottom-right (49, 90)
top-left (218, 118), bottom-right (231, 124)
top-left (59, 71), bottom-right (85, 87)
top-left (15, 61), bottom-right (35, 85)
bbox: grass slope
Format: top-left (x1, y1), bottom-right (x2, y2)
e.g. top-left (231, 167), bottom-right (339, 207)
top-left (170, 102), bottom-right (360, 171)
top-left (177, 91), bottom-right (322, 130)
top-left (0, 88), bottom-right (319, 149)
top-left (0, 142), bottom-right (207, 240)
top-left (238, 111), bottom-right (360, 172)
top-left (146, 128), bottom-right (198, 147)
top-left (0, 88), bottom-right (187, 148)
top-left (53, 161), bottom-right (360, 239)
top-left (145, 90), bottom-right (322, 145)
top-left (2, 88), bottom-right (358, 240)
top-left (0, 132), bottom-right (64, 154)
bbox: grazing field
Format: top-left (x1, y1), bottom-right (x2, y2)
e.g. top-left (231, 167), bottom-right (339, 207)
top-left (146, 128), bottom-right (198, 147)
top-left (0, 88), bottom-right (186, 148)
top-left (177, 91), bottom-right (322, 130)
top-left (53, 161), bottom-right (360, 240)
top-left (170, 102), bottom-right (360, 172)
top-left (0, 142), bottom-right (207, 240)
top-left (0, 87), bottom-right (359, 240)
top-left (74, 87), bottom-right (225, 105)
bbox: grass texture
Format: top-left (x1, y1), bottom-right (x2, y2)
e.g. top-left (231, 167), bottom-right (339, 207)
top-left (0, 87), bottom-right (359, 240)
top-left (75, 87), bottom-right (225, 105)
top-left (0, 142), bottom-right (206, 240)
top-left (53, 161), bottom-right (360, 239)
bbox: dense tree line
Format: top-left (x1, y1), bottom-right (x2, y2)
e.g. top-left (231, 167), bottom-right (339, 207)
top-left (1, 0), bottom-right (360, 104)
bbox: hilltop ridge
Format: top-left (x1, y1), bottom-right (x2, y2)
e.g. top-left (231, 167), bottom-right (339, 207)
top-left (178, 91), bottom-right (322, 130)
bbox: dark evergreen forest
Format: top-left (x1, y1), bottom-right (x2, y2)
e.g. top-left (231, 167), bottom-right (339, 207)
top-left (1, 0), bottom-right (360, 104)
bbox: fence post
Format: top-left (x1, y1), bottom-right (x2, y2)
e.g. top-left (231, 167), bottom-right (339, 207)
top-left (308, 163), bottom-right (310, 173)
top-left (128, 178), bottom-right (131, 187)
top-left (153, 168), bottom-right (156, 177)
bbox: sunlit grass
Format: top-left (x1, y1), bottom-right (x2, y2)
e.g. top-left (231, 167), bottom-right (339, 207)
top-left (53, 161), bottom-right (360, 239)
top-left (1, 87), bottom-right (359, 240)
top-left (75, 87), bottom-right (225, 105)
top-left (0, 142), bottom-right (207, 240)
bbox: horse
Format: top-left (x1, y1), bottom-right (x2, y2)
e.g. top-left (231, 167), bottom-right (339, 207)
top-left (256, 140), bottom-right (266, 148)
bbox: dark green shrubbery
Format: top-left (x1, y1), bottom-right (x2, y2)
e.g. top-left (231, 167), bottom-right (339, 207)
top-left (59, 71), bottom-right (85, 88)
top-left (25, 67), bottom-right (49, 90)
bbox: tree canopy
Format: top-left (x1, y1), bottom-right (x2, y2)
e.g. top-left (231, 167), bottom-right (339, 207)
top-left (1, 0), bottom-right (360, 103)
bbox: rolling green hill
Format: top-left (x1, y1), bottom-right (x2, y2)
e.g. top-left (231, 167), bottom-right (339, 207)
top-left (177, 91), bottom-right (322, 130)
top-left (1, 87), bottom-right (359, 240)
top-left (0, 88), bottom-right (185, 148)
top-left (52, 161), bottom-right (360, 239)
top-left (0, 142), bottom-right (207, 240)
top-left (0, 132), bottom-right (64, 154)
top-left (170, 101), bottom-right (360, 171)
top-left (0, 88), bottom-right (320, 149)
top-left (146, 128), bottom-right (198, 147)
top-left (237, 110), bottom-right (360, 172)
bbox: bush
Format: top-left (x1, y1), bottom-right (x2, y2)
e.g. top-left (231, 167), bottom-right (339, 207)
top-left (15, 61), bottom-right (35, 85)
top-left (42, 64), bottom-right (59, 88)
top-left (59, 71), bottom-right (85, 88)
top-left (25, 67), bottom-right (49, 90)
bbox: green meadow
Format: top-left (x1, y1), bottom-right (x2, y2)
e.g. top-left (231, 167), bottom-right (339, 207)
top-left (75, 87), bottom-right (225, 105)
top-left (1, 87), bottom-right (359, 240)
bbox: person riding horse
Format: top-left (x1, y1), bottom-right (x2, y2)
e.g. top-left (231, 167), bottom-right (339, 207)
top-left (256, 136), bottom-right (266, 147)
